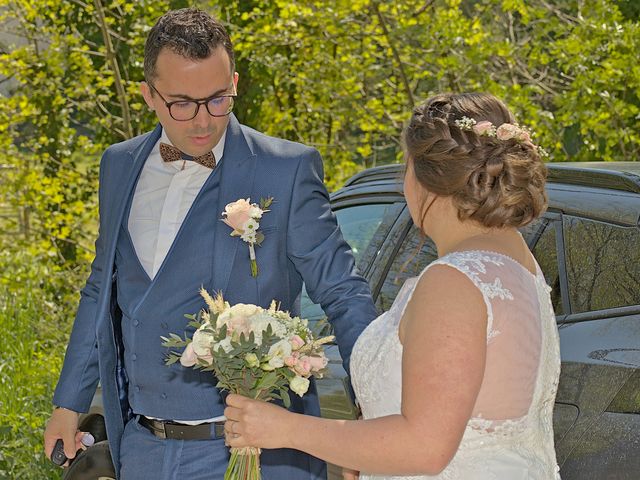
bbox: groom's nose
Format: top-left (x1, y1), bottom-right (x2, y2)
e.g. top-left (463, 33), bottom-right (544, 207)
top-left (192, 104), bottom-right (212, 129)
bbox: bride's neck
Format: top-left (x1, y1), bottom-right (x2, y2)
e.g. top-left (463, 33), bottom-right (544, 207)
top-left (426, 203), bottom-right (508, 257)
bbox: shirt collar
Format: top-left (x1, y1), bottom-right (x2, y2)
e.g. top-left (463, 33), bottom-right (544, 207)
top-left (158, 128), bottom-right (227, 168)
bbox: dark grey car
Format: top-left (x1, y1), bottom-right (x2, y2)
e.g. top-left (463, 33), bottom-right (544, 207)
top-left (72, 162), bottom-right (640, 480)
top-left (310, 162), bottom-right (640, 480)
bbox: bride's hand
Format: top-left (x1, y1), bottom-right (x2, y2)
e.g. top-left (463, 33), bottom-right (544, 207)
top-left (224, 393), bottom-right (293, 449)
top-left (343, 467), bottom-right (360, 479)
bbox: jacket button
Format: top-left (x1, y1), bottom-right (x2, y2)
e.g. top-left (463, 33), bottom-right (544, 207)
top-left (133, 319), bottom-right (139, 327)
top-left (131, 354), bottom-right (137, 361)
top-left (161, 393), bottom-right (167, 399)
top-left (135, 385), bottom-right (140, 392)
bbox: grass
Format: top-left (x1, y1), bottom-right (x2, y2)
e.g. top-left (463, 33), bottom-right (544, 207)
top-left (0, 273), bottom-right (77, 479)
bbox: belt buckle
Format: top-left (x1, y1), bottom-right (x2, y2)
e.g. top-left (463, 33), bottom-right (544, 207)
top-left (157, 421), bottom-right (168, 439)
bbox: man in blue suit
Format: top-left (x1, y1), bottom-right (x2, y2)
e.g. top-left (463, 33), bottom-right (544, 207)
top-left (44, 8), bottom-right (377, 479)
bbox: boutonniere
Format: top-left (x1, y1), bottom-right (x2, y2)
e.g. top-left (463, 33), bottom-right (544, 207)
top-left (222, 197), bottom-right (273, 277)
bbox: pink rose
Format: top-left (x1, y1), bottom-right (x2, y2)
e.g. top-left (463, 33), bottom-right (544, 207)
top-left (180, 342), bottom-right (197, 367)
top-left (308, 355), bottom-right (328, 371)
top-left (284, 352), bottom-right (300, 367)
top-left (473, 121), bottom-right (494, 136)
top-left (290, 335), bottom-right (305, 350)
top-left (222, 198), bottom-right (253, 233)
top-left (294, 356), bottom-right (312, 376)
top-left (496, 123), bottom-right (521, 141)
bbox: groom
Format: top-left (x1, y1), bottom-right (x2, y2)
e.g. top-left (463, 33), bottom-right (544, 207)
top-left (44, 8), bottom-right (377, 479)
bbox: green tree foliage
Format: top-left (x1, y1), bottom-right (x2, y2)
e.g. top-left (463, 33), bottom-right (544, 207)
top-left (217, 0), bottom-right (640, 190)
top-left (0, 1), bottom-right (638, 477)
top-left (0, 0), bottom-right (187, 275)
top-left (1, 0), bottom-right (639, 271)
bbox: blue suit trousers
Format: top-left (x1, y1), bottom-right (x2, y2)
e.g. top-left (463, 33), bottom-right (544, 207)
top-left (119, 417), bottom-right (229, 479)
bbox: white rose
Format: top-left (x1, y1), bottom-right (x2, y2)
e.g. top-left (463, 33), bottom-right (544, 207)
top-left (213, 336), bottom-right (233, 354)
top-left (229, 303), bottom-right (261, 318)
top-left (267, 339), bottom-right (292, 368)
top-left (217, 304), bottom-right (262, 337)
top-left (191, 328), bottom-right (215, 364)
top-left (249, 312), bottom-right (287, 345)
top-left (289, 376), bottom-right (310, 397)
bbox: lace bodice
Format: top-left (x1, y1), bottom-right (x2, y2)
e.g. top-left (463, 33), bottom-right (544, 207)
top-left (350, 250), bottom-right (561, 479)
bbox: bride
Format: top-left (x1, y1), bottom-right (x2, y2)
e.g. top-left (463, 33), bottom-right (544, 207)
top-left (224, 92), bottom-right (561, 479)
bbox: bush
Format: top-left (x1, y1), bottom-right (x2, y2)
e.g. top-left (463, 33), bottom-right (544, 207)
top-left (0, 251), bottom-right (85, 479)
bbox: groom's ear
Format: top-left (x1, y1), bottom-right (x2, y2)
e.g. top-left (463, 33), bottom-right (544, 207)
top-left (140, 82), bottom-right (155, 111)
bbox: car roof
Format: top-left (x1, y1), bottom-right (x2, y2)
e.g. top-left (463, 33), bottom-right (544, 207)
top-left (333, 162), bottom-right (640, 226)
top-left (340, 162), bottom-right (640, 193)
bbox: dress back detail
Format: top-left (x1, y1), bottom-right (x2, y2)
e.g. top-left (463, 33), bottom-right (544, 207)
top-left (350, 250), bottom-right (561, 480)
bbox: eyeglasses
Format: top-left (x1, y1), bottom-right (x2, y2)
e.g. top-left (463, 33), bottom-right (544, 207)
top-left (148, 83), bottom-right (236, 121)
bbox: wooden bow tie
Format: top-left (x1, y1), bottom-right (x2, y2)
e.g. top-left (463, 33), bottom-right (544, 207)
top-left (159, 142), bottom-right (216, 169)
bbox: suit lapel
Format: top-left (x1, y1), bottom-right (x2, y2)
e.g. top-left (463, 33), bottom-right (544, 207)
top-left (211, 116), bottom-right (257, 295)
top-left (105, 124), bottom-right (162, 253)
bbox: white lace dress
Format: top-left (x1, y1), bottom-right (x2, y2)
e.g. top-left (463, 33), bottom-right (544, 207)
top-left (350, 250), bottom-right (561, 480)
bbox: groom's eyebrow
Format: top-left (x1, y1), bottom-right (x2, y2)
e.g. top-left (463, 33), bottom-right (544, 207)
top-left (165, 87), bottom-right (232, 101)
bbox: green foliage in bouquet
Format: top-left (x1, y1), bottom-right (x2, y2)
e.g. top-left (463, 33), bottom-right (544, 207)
top-left (163, 312), bottom-right (299, 408)
top-left (162, 289), bottom-right (333, 406)
top-left (161, 289), bottom-right (333, 480)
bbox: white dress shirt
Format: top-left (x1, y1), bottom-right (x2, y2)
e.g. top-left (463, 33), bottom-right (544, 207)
top-left (128, 128), bottom-right (227, 424)
top-left (128, 129), bottom-right (226, 279)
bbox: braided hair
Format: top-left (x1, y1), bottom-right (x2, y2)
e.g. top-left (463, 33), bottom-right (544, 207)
top-left (402, 93), bottom-right (547, 229)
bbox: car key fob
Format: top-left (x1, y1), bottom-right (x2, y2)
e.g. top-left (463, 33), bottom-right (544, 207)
top-left (50, 438), bottom-right (67, 466)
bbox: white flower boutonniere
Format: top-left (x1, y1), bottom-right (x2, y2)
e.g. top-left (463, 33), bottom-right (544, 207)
top-left (222, 197), bottom-right (273, 277)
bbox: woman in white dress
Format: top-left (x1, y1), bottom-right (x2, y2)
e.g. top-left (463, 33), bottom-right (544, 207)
top-left (224, 93), bottom-right (561, 479)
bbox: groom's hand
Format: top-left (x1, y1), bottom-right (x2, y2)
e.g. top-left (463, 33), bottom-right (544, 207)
top-left (44, 407), bottom-right (80, 466)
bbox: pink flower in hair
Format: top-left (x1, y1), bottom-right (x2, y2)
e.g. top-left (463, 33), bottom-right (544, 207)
top-left (496, 123), bottom-right (521, 141)
top-left (473, 121), bottom-right (495, 136)
top-left (496, 123), bottom-right (536, 149)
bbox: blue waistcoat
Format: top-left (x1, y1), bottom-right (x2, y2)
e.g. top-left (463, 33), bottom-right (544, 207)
top-left (115, 167), bottom-right (225, 420)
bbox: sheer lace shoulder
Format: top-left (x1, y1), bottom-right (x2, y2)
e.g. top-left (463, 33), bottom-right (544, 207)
top-left (350, 249), bottom-right (561, 480)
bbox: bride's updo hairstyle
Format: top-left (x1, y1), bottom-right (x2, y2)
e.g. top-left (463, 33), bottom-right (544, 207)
top-left (403, 93), bottom-right (547, 229)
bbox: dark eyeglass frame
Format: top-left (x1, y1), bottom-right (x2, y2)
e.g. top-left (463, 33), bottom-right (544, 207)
top-left (148, 83), bottom-right (237, 121)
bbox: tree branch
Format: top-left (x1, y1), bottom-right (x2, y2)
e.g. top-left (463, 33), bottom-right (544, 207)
top-left (93, 0), bottom-right (133, 139)
top-left (372, 2), bottom-right (415, 108)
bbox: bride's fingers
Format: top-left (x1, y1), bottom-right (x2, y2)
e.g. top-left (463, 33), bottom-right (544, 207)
top-left (225, 393), bottom-right (248, 407)
top-left (342, 468), bottom-right (359, 480)
top-left (224, 405), bottom-right (242, 422)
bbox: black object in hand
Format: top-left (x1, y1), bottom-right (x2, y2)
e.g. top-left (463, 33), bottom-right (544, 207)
top-left (51, 439), bottom-right (68, 466)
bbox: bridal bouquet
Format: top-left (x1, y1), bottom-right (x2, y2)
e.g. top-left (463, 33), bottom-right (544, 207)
top-left (162, 289), bottom-right (333, 480)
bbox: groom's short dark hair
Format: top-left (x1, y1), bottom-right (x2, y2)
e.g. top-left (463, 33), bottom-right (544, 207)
top-left (144, 8), bottom-right (235, 82)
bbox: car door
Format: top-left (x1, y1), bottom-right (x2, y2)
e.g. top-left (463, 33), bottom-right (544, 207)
top-left (553, 214), bottom-right (640, 480)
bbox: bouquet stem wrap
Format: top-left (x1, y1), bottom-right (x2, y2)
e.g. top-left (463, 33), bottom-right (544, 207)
top-left (225, 446), bottom-right (262, 480)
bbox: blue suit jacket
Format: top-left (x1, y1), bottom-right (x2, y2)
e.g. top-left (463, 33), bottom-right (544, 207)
top-left (53, 115), bottom-right (378, 476)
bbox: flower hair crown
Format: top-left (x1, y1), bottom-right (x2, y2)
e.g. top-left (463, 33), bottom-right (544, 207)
top-left (454, 116), bottom-right (547, 157)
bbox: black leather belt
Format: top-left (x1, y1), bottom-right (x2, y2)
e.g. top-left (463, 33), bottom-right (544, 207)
top-left (138, 415), bottom-right (225, 440)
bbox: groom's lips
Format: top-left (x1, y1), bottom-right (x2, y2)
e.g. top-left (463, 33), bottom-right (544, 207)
top-left (189, 133), bottom-right (213, 146)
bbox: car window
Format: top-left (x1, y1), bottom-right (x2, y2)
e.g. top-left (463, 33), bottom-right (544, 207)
top-left (301, 203), bottom-right (402, 326)
top-left (563, 216), bottom-right (640, 313)
top-left (531, 221), bottom-right (564, 315)
top-left (375, 224), bottom-right (438, 313)
top-left (334, 204), bottom-right (400, 269)
top-left (519, 217), bottom-right (546, 247)
top-left (375, 217), bottom-right (565, 316)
